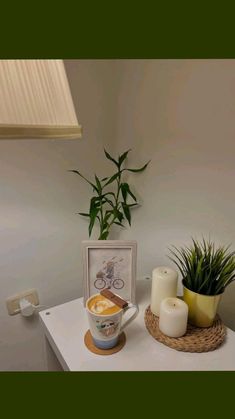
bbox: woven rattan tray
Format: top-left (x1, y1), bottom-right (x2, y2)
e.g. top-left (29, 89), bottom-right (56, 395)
top-left (144, 305), bottom-right (226, 352)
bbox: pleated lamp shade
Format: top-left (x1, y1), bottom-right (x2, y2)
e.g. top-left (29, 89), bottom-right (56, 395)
top-left (0, 60), bottom-right (82, 139)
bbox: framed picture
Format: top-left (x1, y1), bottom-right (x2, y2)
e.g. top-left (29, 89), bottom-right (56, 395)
top-left (82, 240), bottom-right (137, 306)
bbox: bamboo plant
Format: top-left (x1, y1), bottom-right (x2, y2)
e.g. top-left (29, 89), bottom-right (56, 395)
top-left (69, 149), bottom-right (150, 239)
top-left (168, 238), bottom-right (235, 295)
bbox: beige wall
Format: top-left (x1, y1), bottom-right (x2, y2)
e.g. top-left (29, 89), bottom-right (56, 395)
top-left (0, 60), bottom-right (116, 370)
top-left (1, 59), bottom-right (235, 370)
top-left (111, 59), bottom-right (235, 330)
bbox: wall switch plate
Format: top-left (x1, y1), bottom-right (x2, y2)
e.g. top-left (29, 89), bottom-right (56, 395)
top-left (6, 289), bottom-right (39, 315)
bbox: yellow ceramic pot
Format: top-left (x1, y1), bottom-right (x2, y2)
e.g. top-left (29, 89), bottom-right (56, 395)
top-left (182, 281), bottom-right (223, 327)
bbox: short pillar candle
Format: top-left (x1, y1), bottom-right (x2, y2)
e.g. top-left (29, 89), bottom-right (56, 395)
top-left (150, 266), bottom-right (178, 316)
top-left (159, 297), bottom-right (188, 338)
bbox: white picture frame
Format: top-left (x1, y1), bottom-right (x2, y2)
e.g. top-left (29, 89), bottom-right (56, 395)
top-left (82, 240), bottom-right (137, 306)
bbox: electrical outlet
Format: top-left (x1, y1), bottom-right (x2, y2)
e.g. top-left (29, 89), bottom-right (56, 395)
top-left (6, 289), bottom-right (39, 315)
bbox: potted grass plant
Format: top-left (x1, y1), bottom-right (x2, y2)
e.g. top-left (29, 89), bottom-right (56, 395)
top-left (168, 238), bottom-right (235, 327)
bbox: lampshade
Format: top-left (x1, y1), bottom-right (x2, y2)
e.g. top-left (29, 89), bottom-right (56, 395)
top-left (0, 60), bottom-right (82, 139)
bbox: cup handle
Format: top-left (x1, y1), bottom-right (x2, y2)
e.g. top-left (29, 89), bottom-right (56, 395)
top-left (120, 303), bottom-right (139, 333)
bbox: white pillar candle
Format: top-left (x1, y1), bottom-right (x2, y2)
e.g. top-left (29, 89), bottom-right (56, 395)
top-left (159, 297), bottom-right (188, 337)
top-left (150, 266), bottom-right (178, 316)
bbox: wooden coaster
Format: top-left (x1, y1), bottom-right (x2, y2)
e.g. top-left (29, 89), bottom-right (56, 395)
top-left (84, 330), bottom-right (126, 355)
top-left (144, 305), bottom-right (226, 353)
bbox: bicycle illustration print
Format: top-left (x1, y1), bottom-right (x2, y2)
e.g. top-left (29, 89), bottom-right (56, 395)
top-left (94, 256), bottom-right (125, 290)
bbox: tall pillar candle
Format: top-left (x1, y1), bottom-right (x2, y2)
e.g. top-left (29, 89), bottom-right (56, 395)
top-left (159, 297), bottom-right (188, 337)
top-left (150, 266), bottom-right (178, 316)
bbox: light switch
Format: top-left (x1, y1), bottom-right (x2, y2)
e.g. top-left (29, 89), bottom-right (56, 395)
top-left (6, 289), bottom-right (39, 315)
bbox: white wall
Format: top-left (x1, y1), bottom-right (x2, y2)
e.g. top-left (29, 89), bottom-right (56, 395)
top-left (111, 59), bottom-right (235, 330)
top-left (0, 60), bottom-right (117, 370)
top-left (1, 59), bottom-right (235, 370)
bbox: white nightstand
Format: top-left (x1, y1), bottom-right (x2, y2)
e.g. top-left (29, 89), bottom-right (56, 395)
top-left (39, 280), bottom-right (235, 371)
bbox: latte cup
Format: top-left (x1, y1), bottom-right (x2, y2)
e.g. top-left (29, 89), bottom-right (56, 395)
top-left (86, 293), bottom-right (139, 349)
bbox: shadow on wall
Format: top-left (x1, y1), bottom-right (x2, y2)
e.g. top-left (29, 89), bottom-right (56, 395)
top-left (218, 281), bottom-right (235, 331)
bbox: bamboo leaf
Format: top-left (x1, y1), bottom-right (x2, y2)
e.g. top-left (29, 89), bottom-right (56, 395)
top-left (99, 231), bottom-right (109, 240)
top-left (121, 183), bottom-right (127, 202)
top-left (114, 221), bottom-right (125, 228)
top-left (124, 160), bottom-right (151, 173)
top-left (122, 203), bottom-right (131, 225)
top-left (68, 170), bottom-right (99, 193)
top-left (103, 192), bottom-right (116, 199)
top-left (102, 222), bottom-right (109, 230)
top-left (113, 208), bottom-right (124, 222)
top-left (103, 197), bottom-right (115, 208)
top-left (121, 183), bottom-right (137, 202)
top-left (118, 149), bottom-right (131, 167)
top-left (95, 174), bottom-right (102, 194)
top-left (128, 203), bottom-right (139, 207)
top-left (102, 212), bottom-right (112, 230)
top-left (88, 206), bottom-right (99, 237)
top-left (104, 172), bottom-right (120, 187)
top-left (89, 196), bottom-right (102, 209)
top-left (127, 188), bottom-right (137, 202)
top-left (104, 149), bottom-right (119, 168)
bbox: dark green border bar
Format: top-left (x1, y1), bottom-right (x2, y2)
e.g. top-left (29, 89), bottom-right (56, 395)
top-left (1, 2), bottom-right (235, 58)
top-left (0, 371), bottom-right (234, 413)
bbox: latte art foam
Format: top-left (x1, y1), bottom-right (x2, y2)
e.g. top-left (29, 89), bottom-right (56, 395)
top-left (88, 295), bottom-right (121, 315)
top-left (92, 299), bottom-right (115, 314)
